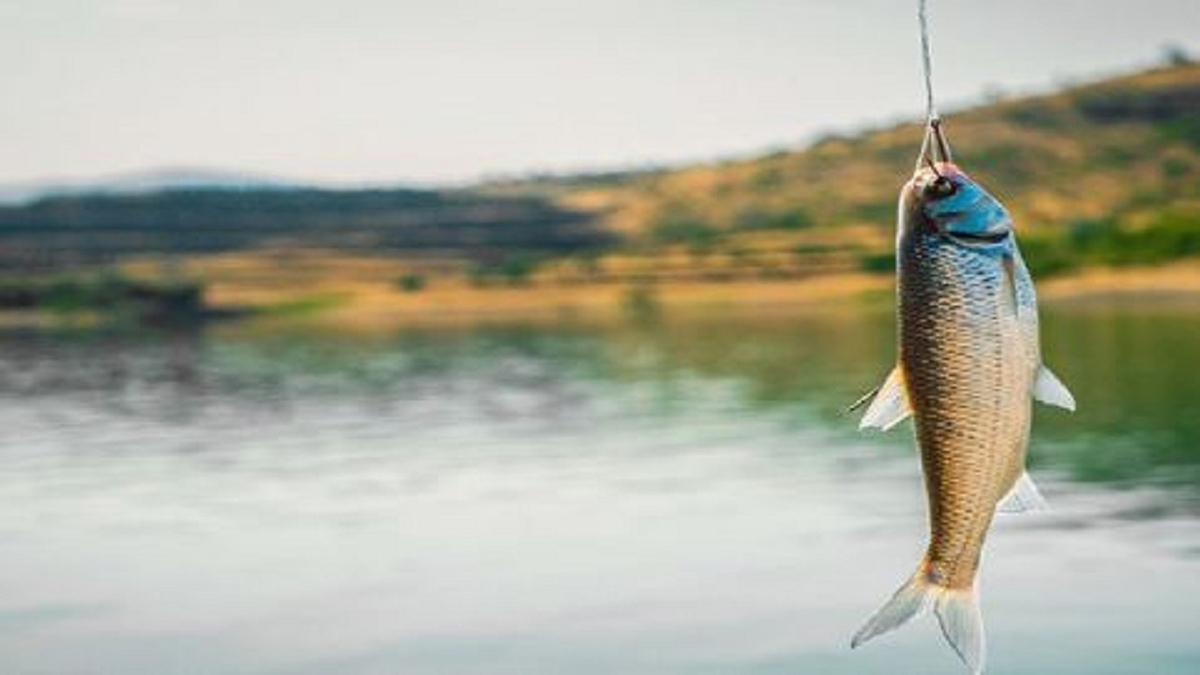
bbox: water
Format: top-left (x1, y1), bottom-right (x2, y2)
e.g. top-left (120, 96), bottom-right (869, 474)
top-left (1, 302), bottom-right (1199, 674)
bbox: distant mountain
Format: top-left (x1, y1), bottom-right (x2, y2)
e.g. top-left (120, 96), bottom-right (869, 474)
top-left (0, 167), bottom-right (302, 205)
top-left (0, 184), bottom-right (611, 270)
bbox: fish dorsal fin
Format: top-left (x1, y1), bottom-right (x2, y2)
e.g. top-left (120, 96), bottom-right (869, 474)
top-left (1033, 365), bottom-right (1076, 411)
top-left (858, 366), bottom-right (912, 431)
top-left (997, 472), bottom-right (1049, 513)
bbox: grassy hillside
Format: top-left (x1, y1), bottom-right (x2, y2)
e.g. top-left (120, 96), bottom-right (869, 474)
top-left (502, 62), bottom-right (1200, 279)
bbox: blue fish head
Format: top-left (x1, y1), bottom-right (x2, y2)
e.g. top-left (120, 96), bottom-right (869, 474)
top-left (907, 163), bottom-right (1015, 258)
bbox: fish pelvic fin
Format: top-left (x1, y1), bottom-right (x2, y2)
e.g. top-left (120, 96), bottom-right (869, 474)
top-left (997, 471), bottom-right (1049, 514)
top-left (857, 366), bottom-right (912, 431)
top-left (852, 566), bottom-right (986, 675)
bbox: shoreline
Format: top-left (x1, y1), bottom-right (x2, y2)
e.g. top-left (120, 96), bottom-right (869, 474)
top-left (1038, 261), bottom-right (1200, 306)
top-left (218, 259), bottom-right (1200, 329)
top-left (3, 261), bottom-right (1199, 332)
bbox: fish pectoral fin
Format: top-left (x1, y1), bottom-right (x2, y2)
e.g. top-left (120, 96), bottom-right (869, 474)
top-left (997, 472), bottom-right (1049, 514)
top-left (1033, 364), bottom-right (1076, 411)
top-left (857, 366), bottom-right (912, 431)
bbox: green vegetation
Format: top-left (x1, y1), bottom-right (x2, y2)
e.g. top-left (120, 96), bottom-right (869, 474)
top-left (397, 273), bottom-right (426, 292)
top-left (0, 271), bottom-right (203, 318)
top-left (465, 252), bottom-right (544, 286)
top-left (499, 253), bottom-right (541, 285)
top-left (258, 293), bottom-right (349, 318)
top-left (1021, 208), bottom-right (1200, 276)
top-left (734, 206), bottom-right (814, 231)
top-left (650, 209), bottom-right (721, 250)
top-left (857, 252), bottom-right (897, 274)
top-left (1158, 116), bottom-right (1200, 150)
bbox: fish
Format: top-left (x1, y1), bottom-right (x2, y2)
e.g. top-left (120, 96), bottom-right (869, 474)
top-left (849, 119), bottom-right (1075, 674)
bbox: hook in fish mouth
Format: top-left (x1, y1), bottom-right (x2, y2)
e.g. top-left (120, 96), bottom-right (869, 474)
top-left (915, 117), bottom-right (954, 176)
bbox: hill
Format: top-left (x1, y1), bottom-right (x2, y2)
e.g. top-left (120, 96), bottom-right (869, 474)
top-left (500, 62), bottom-right (1200, 278)
top-left (0, 187), bottom-right (612, 271)
top-left (3, 62), bottom-right (1199, 323)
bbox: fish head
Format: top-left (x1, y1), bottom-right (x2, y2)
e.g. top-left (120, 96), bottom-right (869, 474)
top-left (899, 122), bottom-right (1015, 257)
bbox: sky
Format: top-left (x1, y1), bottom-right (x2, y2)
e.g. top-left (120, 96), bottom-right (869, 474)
top-left (2, 0), bottom-right (1199, 187)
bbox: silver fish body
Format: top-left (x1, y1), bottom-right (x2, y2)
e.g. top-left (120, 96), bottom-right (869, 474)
top-left (851, 128), bottom-right (1075, 675)
top-left (899, 163), bottom-right (1039, 591)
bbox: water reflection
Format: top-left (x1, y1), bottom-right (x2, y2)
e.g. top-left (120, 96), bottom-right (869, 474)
top-left (10, 303), bottom-right (1184, 493)
top-left (0, 303), bottom-right (1198, 674)
top-left (1037, 306), bottom-right (1200, 488)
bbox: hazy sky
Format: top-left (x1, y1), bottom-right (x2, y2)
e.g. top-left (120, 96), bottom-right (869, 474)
top-left (2, 0), bottom-right (1199, 186)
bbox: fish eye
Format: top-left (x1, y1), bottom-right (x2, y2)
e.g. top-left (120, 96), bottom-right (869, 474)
top-left (926, 176), bottom-right (956, 199)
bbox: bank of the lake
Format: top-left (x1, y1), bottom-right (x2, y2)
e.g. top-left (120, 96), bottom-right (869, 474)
top-left (205, 259), bottom-right (1200, 332)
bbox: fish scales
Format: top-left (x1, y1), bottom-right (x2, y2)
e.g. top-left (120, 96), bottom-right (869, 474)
top-left (900, 223), bottom-right (1035, 591)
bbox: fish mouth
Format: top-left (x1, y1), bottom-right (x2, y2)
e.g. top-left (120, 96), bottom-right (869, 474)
top-left (945, 229), bottom-right (1009, 245)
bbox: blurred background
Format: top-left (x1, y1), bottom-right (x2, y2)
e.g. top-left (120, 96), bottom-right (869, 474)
top-left (2, 2), bottom-right (1200, 673)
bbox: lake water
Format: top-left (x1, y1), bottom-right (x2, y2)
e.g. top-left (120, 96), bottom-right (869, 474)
top-left (1, 301), bottom-right (1199, 674)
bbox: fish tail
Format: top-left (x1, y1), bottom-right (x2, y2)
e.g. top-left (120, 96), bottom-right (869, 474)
top-left (851, 562), bottom-right (986, 674)
top-left (850, 567), bottom-right (935, 649)
top-left (934, 583), bottom-right (986, 675)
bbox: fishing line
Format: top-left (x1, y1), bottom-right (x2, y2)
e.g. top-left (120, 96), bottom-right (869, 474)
top-left (916, 0), bottom-right (952, 171)
top-left (918, 0), bottom-right (938, 124)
